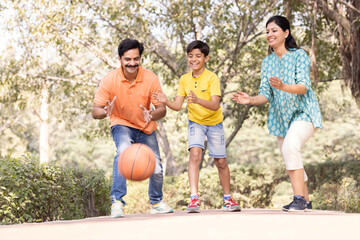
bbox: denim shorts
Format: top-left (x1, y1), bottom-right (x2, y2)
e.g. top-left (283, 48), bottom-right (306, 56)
top-left (188, 120), bottom-right (226, 158)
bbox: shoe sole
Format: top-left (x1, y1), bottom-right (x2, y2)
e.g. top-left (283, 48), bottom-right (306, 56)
top-left (222, 207), bottom-right (241, 212)
top-left (288, 208), bottom-right (305, 212)
top-left (150, 210), bottom-right (174, 214)
top-left (187, 207), bottom-right (200, 213)
top-left (111, 214), bottom-right (125, 218)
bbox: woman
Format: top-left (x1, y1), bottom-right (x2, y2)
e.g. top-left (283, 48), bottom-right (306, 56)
top-left (232, 15), bottom-right (322, 211)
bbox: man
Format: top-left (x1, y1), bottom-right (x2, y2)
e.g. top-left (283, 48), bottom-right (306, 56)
top-left (92, 38), bottom-right (173, 218)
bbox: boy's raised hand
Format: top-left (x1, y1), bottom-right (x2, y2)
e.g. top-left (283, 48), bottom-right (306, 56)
top-left (153, 89), bottom-right (168, 104)
top-left (187, 90), bottom-right (198, 104)
top-left (232, 91), bottom-right (250, 105)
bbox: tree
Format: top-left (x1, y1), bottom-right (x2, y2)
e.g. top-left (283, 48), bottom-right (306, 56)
top-left (66, 0), bottom-right (282, 171)
top-left (298, 0), bottom-right (360, 104)
top-left (2, 0), bottom-right (354, 175)
top-left (1, 0), bottom-right (98, 162)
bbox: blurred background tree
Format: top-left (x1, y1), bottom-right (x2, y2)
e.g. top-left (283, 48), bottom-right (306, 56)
top-left (0, 0), bottom-right (359, 177)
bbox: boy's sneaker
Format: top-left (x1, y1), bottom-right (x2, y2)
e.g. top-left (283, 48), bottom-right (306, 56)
top-left (223, 197), bottom-right (241, 212)
top-left (187, 196), bottom-right (201, 213)
top-left (150, 201), bottom-right (174, 214)
top-left (111, 200), bottom-right (125, 218)
top-left (282, 196), bottom-right (307, 212)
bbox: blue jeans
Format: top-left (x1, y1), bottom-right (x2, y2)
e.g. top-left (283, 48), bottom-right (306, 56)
top-left (110, 125), bottom-right (164, 205)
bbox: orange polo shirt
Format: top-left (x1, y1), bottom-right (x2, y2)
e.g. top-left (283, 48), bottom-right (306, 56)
top-left (94, 66), bottom-right (162, 134)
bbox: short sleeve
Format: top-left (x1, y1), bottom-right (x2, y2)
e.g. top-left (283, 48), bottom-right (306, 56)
top-left (177, 76), bottom-right (187, 96)
top-left (210, 74), bottom-right (221, 96)
top-left (295, 49), bottom-right (311, 90)
top-left (94, 78), bottom-right (111, 106)
top-left (258, 59), bottom-right (271, 100)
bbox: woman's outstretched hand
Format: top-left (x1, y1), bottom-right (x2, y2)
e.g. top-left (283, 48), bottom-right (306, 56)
top-left (232, 91), bottom-right (251, 105)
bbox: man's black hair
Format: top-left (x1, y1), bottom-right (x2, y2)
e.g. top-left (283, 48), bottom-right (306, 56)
top-left (186, 40), bottom-right (209, 57)
top-left (118, 38), bottom-right (144, 57)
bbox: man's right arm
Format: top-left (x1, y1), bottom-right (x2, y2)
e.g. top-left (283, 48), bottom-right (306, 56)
top-left (92, 95), bottom-right (116, 119)
top-left (92, 103), bottom-right (107, 119)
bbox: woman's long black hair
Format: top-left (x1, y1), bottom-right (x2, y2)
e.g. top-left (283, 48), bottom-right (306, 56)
top-left (266, 15), bottom-right (300, 54)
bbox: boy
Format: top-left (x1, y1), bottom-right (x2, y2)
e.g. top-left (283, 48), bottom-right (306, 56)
top-left (153, 40), bottom-right (240, 213)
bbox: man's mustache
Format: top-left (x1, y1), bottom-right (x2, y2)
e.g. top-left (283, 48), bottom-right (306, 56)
top-left (125, 64), bottom-right (139, 68)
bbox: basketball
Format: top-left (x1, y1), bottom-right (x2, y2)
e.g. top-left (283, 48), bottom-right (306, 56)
top-left (118, 143), bottom-right (156, 181)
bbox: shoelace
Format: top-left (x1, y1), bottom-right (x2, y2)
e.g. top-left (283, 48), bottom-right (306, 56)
top-left (189, 198), bottom-right (200, 206)
top-left (155, 202), bottom-right (165, 208)
top-left (293, 197), bottom-right (307, 208)
top-left (224, 198), bottom-right (237, 205)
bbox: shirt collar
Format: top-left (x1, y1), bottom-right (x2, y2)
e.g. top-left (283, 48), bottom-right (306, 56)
top-left (119, 66), bottom-right (143, 82)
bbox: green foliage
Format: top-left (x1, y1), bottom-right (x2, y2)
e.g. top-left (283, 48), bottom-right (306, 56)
top-left (312, 178), bottom-right (360, 213)
top-left (306, 160), bottom-right (360, 213)
top-left (0, 155), bottom-right (111, 225)
top-left (1, 154), bottom-right (359, 225)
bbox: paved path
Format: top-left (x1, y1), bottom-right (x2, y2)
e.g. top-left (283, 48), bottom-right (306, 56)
top-left (1, 209), bottom-right (359, 240)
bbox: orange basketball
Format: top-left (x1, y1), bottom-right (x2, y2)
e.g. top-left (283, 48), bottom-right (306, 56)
top-left (118, 143), bottom-right (156, 181)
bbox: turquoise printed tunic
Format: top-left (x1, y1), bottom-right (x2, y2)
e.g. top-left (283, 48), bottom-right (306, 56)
top-left (259, 48), bottom-right (322, 137)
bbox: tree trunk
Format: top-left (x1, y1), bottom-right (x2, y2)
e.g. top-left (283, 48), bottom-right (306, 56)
top-left (284, 0), bottom-right (292, 21)
top-left (300, 0), bottom-right (360, 104)
top-left (40, 82), bottom-right (50, 163)
top-left (226, 105), bottom-right (252, 148)
top-left (309, 1), bottom-right (320, 83)
top-left (155, 120), bottom-right (177, 176)
top-left (40, 47), bottom-right (50, 164)
top-left (349, 0), bottom-right (360, 105)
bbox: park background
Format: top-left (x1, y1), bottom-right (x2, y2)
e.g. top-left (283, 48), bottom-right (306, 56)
top-left (0, 0), bottom-right (359, 224)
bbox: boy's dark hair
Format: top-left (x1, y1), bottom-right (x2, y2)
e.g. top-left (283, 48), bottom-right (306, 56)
top-left (118, 38), bottom-right (144, 57)
top-left (186, 40), bottom-right (210, 57)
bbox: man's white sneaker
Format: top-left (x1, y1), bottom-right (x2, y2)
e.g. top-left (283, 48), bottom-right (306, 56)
top-left (111, 200), bottom-right (124, 218)
top-left (150, 201), bottom-right (174, 214)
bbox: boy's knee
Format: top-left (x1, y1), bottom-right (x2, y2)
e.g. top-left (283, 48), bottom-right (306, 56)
top-left (214, 158), bottom-right (228, 169)
top-left (189, 149), bottom-right (202, 161)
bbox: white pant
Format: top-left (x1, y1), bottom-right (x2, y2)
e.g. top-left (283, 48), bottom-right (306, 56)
top-left (277, 121), bottom-right (315, 182)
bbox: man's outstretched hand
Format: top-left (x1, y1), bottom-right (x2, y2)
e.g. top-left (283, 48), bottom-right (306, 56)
top-left (140, 104), bottom-right (153, 123)
top-left (104, 96), bottom-right (116, 117)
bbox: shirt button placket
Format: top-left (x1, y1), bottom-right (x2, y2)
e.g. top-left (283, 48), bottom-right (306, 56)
top-left (281, 58), bottom-right (286, 120)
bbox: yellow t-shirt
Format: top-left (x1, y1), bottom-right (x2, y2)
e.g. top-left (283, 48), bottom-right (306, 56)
top-left (177, 68), bottom-right (224, 125)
